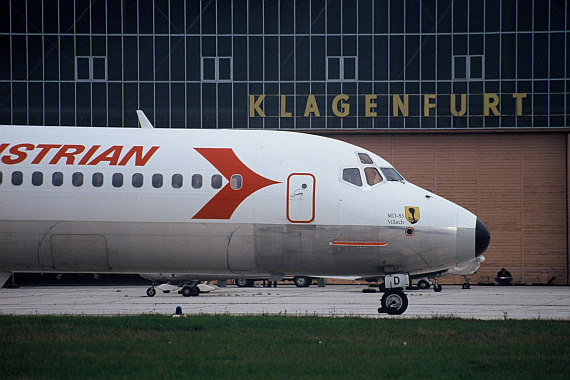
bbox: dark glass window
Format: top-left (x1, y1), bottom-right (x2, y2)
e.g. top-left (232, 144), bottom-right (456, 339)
top-left (380, 168), bottom-right (405, 182)
top-left (211, 174), bottom-right (223, 189)
top-left (152, 174), bottom-right (163, 188)
top-left (132, 173), bottom-right (143, 188)
top-left (172, 174), bottom-right (183, 189)
top-left (342, 0), bottom-right (356, 33)
top-left (230, 175), bottom-right (242, 190)
top-left (73, 173), bottom-right (84, 187)
top-left (32, 171), bottom-right (43, 186)
top-left (12, 171), bottom-right (23, 186)
top-left (218, 0), bottom-right (232, 34)
top-left (364, 167), bottom-right (383, 186)
top-left (76, 57), bottom-right (90, 80)
top-left (280, 1), bottom-right (294, 34)
top-left (358, 153), bottom-right (373, 164)
top-left (92, 173), bottom-right (103, 187)
top-left (155, 0), bottom-right (170, 34)
top-left (192, 174), bottom-right (202, 189)
top-left (112, 173), bottom-right (123, 188)
top-left (311, 0), bottom-right (325, 33)
top-left (0, 171), bottom-right (2, 184)
top-left (249, 0), bottom-right (263, 34)
top-left (53, 172), bottom-right (64, 187)
top-left (342, 168), bottom-right (362, 187)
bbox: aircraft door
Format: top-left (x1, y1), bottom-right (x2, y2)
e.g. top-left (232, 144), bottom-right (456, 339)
top-left (287, 173), bottom-right (316, 223)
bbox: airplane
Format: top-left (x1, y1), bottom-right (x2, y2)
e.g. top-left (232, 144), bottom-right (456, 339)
top-left (0, 110), bottom-right (490, 315)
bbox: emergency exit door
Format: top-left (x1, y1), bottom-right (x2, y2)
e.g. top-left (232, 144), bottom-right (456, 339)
top-left (287, 173), bottom-right (315, 223)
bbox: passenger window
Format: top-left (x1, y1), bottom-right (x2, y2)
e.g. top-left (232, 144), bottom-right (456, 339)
top-left (72, 172), bottom-right (83, 187)
top-left (172, 174), bottom-right (183, 189)
top-left (358, 153), bottom-right (373, 164)
top-left (112, 173), bottom-right (123, 187)
top-left (342, 168), bottom-right (362, 187)
top-left (230, 175), bottom-right (242, 190)
top-left (32, 171), bottom-right (43, 186)
top-left (192, 174), bottom-right (202, 189)
top-left (52, 172), bottom-right (63, 187)
top-left (364, 167), bottom-right (383, 186)
top-left (12, 171), bottom-right (23, 186)
top-left (211, 174), bottom-right (222, 189)
top-left (132, 173), bottom-right (143, 188)
top-left (152, 174), bottom-right (163, 188)
top-left (92, 172), bottom-right (103, 187)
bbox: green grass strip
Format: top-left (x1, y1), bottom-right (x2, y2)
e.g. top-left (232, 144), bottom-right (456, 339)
top-left (0, 315), bottom-right (569, 379)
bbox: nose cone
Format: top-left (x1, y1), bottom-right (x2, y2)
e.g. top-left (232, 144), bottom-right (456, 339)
top-left (475, 218), bottom-right (490, 257)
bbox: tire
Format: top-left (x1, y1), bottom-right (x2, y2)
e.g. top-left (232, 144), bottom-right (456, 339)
top-left (380, 290), bottom-right (408, 315)
top-left (417, 279), bottom-right (430, 289)
top-left (462, 283), bottom-right (471, 289)
top-left (191, 286), bottom-right (200, 297)
top-left (294, 276), bottom-right (312, 287)
top-left (146, 287), bottom-right (156, 297)
top-left (236, 278), bottom-right (254, 287)
top-left (181, 286), bottom-right (192, 297)
top-left (434, 284), bottom-right (443, 292)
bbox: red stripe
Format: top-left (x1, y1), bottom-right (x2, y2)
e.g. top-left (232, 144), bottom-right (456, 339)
top-left (330, 240), bottom-right (388, 247)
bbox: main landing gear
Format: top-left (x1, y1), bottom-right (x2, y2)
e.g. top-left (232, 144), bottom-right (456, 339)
top-left (146, 280), bottom-right (201, 297)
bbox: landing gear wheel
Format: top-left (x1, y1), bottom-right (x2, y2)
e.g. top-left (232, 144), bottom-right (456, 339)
top-left (379, 290), bottom-right (408, 315)
top-left (434, 284), bottom-right (443, 292)
top-left (181, 286), bottom-right (192, 297)
top-left (294, 276), bottom-right (312, 287)
top-left (146, 287), bottom-right (156, 297)
top-left (417, 279), bottom-right (430, 289)
top-left (462, 283), bottom-right (471, 289)
top-left (181, 286), bottom-right (200, 297)
top-left (236, 278), bottom-right (254, 287)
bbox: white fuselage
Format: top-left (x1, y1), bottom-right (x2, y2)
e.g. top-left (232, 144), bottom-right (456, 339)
top-left (0, 125), bottom-right (487, 278)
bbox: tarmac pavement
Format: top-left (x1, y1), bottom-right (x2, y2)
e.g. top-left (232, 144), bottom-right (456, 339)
top-left (0, 284), bottom-right (569, 319)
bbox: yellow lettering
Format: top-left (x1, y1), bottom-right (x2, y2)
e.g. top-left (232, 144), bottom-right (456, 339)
top-left (423, 94), bottom-right (436, 117)
top-left (512, 93), bottom-right (527, 116)
top-left (332, 94), bottom-right (350, 117)
top-left (450, 94), bottom-right (467, 117)
top-left (365, 95), bottom-right (377, 117)
top-left (484, 93), bottom-right (500, 116)
top-left (280, 95), bottom-right (292, 118)
top-left (249, 95), bottom-right (266, 117)
top-left (304, 94), bottom-right (321, 117)
top-left (392, 94), bottom-right (409, 117)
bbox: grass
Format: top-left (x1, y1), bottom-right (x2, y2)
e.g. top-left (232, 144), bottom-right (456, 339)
top-left (0, 315), bottom-right (569, 379)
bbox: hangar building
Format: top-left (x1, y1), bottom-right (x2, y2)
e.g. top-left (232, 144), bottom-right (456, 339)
top-left (0, 0), bottom-right (568, 284)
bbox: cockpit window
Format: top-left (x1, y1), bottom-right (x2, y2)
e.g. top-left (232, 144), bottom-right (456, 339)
top-left (342, 168), bottom-right (362, 187)
top-left (364, 167), bottom-right (383, 186)
top-left (380, 168), bottom-right (405, 182)
top-left (358, 153), bottom-right (373, 164)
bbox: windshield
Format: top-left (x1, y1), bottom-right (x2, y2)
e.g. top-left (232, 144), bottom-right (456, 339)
top-left (380, 167), bottom-right (405, 182)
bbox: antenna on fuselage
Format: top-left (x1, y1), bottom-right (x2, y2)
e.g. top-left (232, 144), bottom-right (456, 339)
top-left (136, 110), bottom-right (154, 129)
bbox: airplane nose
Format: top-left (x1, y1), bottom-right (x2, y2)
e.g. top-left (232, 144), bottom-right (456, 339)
top-left (475, 218), bottom-right (490, 257)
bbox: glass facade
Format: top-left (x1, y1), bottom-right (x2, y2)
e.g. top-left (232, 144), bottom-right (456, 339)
top-left (0, 0), bottom-right (567, 129)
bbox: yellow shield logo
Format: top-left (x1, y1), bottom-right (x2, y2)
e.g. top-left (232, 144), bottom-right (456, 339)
top-left (405, 206), bottom-right (420, 224)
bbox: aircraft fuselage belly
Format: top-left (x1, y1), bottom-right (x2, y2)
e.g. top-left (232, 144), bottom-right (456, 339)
top-left (0, 220), bottom-right (460, 277)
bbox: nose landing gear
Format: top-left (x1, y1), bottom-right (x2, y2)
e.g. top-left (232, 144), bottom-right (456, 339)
top-left (377, 274), bottom-right (410, 315)
top-left (378, 289), bottom-right (409, 315)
